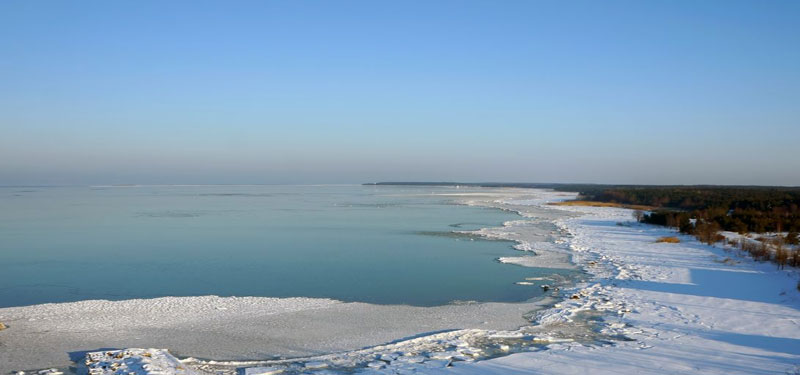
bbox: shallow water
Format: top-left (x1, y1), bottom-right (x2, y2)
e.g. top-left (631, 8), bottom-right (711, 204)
top-left (0, 185), bottom-right (573, 307)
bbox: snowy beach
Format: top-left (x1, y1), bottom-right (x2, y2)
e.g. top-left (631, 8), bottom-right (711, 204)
top-left (2, 189), bottom-right (799, 374)
top-left (429, 193), bottom-right (800, 374)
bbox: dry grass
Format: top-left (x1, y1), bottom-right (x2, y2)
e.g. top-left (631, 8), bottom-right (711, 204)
top-left (550, 200), bottom-right (655, 210)
top-left (656, 236), bottom-right (681, 243)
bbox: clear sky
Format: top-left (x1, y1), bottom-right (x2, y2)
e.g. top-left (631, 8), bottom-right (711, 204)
top-left (1, 0), bottom-right (798, 186)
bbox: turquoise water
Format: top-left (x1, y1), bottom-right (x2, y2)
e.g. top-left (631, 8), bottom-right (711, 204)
top-left (0, 185), bottom-right (570, 307)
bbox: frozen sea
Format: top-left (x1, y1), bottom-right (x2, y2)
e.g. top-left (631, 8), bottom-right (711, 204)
top-left (0, 184), bottom-right (574, 307)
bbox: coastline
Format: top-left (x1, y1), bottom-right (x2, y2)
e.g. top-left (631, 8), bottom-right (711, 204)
top-left (5, 188), bottom-right (797, 374)
top-left (0, 188), bottom-right (580, 374)
top-left (431, 195), bottom-right (800, 374)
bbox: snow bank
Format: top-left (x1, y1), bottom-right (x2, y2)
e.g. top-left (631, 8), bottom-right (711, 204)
top-left (0, 294), bottom-right (548, 373)
top-left (82, 349), bottom-right (196, 375)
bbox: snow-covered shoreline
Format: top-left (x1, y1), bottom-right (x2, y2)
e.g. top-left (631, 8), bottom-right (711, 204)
top-left (430, 194), bottom-right (800, 374)
top-left (3, 188), bottom-right (799, 374)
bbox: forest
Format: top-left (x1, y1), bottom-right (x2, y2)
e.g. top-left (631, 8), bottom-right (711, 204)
top-left (576, 186), bottom-right (800, 242)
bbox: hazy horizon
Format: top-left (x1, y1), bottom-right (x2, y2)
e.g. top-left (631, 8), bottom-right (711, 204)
top-left (2, 1), bottom-right (799, 186)
top-left (3, 181), bottom-right (800, 188)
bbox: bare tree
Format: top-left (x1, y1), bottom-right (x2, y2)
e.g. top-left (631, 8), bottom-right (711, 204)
top-left (790, 249), bottom-right (800, 268)
top-left (774, 238), bottom-right (788, 269)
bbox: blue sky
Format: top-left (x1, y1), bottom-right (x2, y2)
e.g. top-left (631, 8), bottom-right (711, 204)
top-left (1, 0), bottom-right (798, 185)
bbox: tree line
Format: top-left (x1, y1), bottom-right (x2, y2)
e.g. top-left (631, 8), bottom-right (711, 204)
top-left (578, 186), bottom-right (800, 238)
